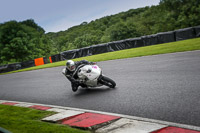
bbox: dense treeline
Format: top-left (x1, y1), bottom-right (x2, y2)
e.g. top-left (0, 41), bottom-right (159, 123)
top-left (0, 19), bottom-right (52, 64)
top-left (1, 0), bottom-right (200, 65)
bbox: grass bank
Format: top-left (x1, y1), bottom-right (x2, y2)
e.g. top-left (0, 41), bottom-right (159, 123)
top-left (2, 37), bottom-right (200, 75)
top-left (0, 104), bottom-right (89, 133)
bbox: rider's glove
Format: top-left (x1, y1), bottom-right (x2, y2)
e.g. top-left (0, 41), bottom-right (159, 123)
top-left (90, 62), bottom-right (96, 65)
top-left (73, 80), bottom-right (80, 85)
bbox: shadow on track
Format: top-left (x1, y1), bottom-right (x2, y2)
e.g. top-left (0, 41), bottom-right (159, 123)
top-left (74, 87), bottom-right (117, 97)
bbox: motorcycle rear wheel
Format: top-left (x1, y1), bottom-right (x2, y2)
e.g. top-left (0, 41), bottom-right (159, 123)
top-left (100, 76), bottom-right (116, 88)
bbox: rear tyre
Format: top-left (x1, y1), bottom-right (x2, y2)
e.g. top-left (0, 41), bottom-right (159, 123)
top-left (100, 76), bottom-right (116, 88)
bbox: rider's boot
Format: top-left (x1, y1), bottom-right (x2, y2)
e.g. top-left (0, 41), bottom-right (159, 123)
top-left (72, 83), bottom-right (78, 92)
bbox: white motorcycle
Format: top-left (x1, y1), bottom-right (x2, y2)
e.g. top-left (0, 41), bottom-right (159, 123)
top-left (63, 64), bottom-right (116, 91)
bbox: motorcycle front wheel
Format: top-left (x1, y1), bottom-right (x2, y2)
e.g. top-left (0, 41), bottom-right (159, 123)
top-left (100, 76), bottom-right (116, 88)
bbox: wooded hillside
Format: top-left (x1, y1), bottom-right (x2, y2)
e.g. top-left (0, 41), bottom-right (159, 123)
top-left (1, 0), bottom-right (200, 64)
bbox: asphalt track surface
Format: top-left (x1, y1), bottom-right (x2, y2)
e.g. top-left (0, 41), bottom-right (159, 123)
top-left (0, 50), bottom-right (200, 127)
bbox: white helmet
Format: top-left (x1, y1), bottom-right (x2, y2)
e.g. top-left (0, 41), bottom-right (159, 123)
top-left (66, 60), bottom-right (76, 71)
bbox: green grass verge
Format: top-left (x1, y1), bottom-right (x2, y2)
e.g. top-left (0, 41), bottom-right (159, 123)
top-left (2, 37), bottom-right (200, 75)
top-left (0, 104), bottom-right (90, 133)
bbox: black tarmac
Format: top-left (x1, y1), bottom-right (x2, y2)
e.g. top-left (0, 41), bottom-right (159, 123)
top-left (0, 50), bottom-right (200, 127)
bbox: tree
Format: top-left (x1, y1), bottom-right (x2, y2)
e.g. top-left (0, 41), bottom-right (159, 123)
top-left (0, 20), bottom-right (51, 64)
top-left (159, 0), bottom-right (200, 28)
top-left (20, 19), bottom-right (45, 33)
top-left (74, 34), bottom-right (99, 48)
top-left (108, 21), bottom-right (140, 41)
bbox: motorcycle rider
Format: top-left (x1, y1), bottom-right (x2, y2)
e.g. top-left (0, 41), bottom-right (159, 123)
top-left (63, 60), bottom-right (96, 92)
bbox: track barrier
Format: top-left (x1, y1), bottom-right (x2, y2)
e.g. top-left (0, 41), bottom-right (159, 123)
top-left (1, 25), bottom-right (200, 73)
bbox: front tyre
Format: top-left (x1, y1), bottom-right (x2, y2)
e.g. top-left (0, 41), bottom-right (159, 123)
top-left (100, 76), bottom-right (116, 88)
